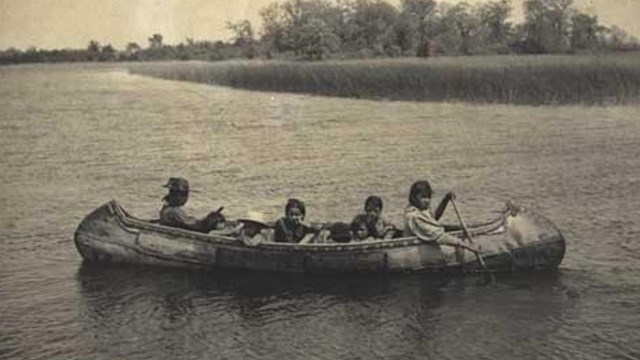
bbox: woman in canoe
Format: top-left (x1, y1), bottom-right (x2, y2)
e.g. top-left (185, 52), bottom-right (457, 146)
top-left (404, 180), bottom-right (480, 253)
top-left (159, 177), bottom-right (225, 233)
top-left (273, 198), bottom-right (319, 243)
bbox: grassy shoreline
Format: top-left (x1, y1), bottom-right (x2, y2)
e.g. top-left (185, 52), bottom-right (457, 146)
top-left (128, 54), bottom-right (640, 105)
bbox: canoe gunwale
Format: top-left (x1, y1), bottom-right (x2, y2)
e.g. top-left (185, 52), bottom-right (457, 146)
top-left (107, 200), bottom-right (511, 253)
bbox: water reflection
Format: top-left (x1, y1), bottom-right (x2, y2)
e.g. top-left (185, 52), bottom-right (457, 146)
top-left (75, 262), bottom-right (570, 360)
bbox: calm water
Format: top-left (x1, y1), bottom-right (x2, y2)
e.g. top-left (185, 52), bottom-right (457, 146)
top-left (1, 63), bottom-right (639, 360)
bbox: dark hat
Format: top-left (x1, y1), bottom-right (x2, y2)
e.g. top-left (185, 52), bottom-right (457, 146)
top-left (163, 177), bottom-right (189, 193)
top-left (328, 222), bottom-right (352, 243)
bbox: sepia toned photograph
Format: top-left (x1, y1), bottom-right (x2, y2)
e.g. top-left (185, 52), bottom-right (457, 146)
top-left (1, 0), bottom-right (639, 359)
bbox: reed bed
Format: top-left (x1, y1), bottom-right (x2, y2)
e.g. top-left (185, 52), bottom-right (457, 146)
top-left (128, 53), bottom-right (640, 105)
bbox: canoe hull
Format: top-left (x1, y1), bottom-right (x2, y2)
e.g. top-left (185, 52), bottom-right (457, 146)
top-left (74, 201), bottom-right (565, 273)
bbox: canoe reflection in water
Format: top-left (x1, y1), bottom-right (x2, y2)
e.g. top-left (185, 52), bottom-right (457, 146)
top-left (75, 262), bottom-right (572, 360)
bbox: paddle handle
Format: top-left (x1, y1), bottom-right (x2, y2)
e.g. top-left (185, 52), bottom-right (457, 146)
top-left (450, 198), bottom-right (489, 272)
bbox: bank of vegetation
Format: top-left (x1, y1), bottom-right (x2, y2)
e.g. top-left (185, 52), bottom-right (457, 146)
top-left (129, 53), bottom-right (640, 105)
top-left (1, 0), bottom-right (639, 65)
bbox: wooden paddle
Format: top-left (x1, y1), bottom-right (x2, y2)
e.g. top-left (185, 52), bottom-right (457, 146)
top-left (449, 197), bottom-right (490, 273)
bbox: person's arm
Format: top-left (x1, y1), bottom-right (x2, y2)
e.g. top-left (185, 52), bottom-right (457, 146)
top-left (433, 191), bottom-right (455, 221)
top-left (273, 218), bottom-right (288, 242)
top-left (164, 207), bottom-right (207, 232)
top-left (437, 233), bottom-right (480, 253)
top-left (380, 218), bottom-right (397, 237)
top-left (299, 232), bottom-right (316, 244)
top-left (442, 224), bottom-right (462, 232)
top-left (303, 222), bottom-right (321, 235)
top-left (407, 211), bottom-right (477, 251)
top-left (187, 218), bottom-right (211, 233)
top-left (210, 223), bottom-right (244, 236)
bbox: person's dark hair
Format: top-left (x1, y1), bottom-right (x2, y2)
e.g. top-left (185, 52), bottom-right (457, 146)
top-left (409, 180), bottom-right (433, 208)
top-left (351, 214), bottom-right (370, 235)
top-left (329, 222), bottom-right (352, 243)
top-left (364, 195), bottom-right (383, 211)
top-left (203, 207), bottom-right (226, 232)
top-left (207, 212), bottom-right (226, 227)
top-left (285, 198), bottom-right (306, 219)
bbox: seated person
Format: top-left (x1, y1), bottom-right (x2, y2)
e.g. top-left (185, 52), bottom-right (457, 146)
top-left (159, 177), bottom-right (225, 233)
top-left (323, 218), bottom-right (374, 244)
top-left (362, 195), bottom-right (397, 239)
top-left (403, 180), bottom-right (479, 253)
top-left (273, 198), bottom-right (319, 243)
top-left (236, 211), bottom-right (271, 246)
top-left (351, 214), bottom-right (375, 242)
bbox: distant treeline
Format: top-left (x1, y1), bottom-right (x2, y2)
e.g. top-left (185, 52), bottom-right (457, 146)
top-left (2, 0), bottom-right (639, 64)
top-left (0, 36), bottom-right (249, 65)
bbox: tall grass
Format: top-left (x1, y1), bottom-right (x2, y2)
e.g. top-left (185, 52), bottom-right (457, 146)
top-left (128, 53), bottom-right (640, 105)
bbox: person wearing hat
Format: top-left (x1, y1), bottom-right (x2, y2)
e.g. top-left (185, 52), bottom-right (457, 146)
top-left (159, 177), bottom-right (225, 233)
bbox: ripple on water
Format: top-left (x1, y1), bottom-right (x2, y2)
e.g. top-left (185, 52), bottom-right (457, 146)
top-left (1, 64), bottom-right (640, 360)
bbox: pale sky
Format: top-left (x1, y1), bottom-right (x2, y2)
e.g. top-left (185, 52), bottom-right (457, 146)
top-left (0, 0), bottom-right (639, 50)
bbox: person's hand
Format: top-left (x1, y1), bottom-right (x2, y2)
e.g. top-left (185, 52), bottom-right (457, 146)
top-left (309, 223), bottom-right (324, 232)
top-left (444, 191), bottom-right (457, 202)
top-left (461, 242), bottom-right (481, 254)
top-left (382, 225), bottom-right (396, 236)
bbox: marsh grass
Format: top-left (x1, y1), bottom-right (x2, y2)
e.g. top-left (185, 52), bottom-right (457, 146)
top-left (128, 53), bottom-right (640, 105)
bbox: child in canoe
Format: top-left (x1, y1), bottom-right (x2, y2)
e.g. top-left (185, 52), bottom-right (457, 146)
top-left (325, 214), bottom-right (381, 244)
top-left (351, 214), bottom-right (375, 242)
top-left (362, 195), bottom-right (397, 239)
top-left (273, 198), bottom-right (319, 243)
top-left (403, 180), bottom-right (479, 253)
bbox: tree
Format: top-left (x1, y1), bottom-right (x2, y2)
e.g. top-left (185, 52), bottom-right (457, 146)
top-left (343, 0), bottom-right (399, 52)
top-left (0, 47), bottom-right (22, 64)
top-left (437, 2), bottom-right (480, 55)
top-left (124, 42), bottom-right (141, 60)
top-left (570, 12), bottom-right (602, 50)
top-left (260, 2), bottom-right (290, 53)
top-left (125, 42), bottom-right (141, 53)
top-left (148, 33), bottom-right (163, 49)
top-left (227, 20), bottom-right (255, 47)
top-left (476, 0), bottom-right (512, 51)
top-left (521, 0), bottom-right (573, 53)
top-left (400, 0), bottom-right (437, 56)
top-left (296, 17), bottom-right (341, 59)
top-left (259, 0), bottom-right (342, 58)
top-left (602, 25), bottom-right (639, 51)
top-left (87, 40), bottom-right (101, 61)
top-left (99, 44), bottom-right (117, 61)
top-left (227, 20), bottom-right (257, 58)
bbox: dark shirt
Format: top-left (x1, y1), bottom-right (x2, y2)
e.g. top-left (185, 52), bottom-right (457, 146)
top-left (273, 217), bottom-right (315, 243)
top-left (160, 204), bottom-right (198, 229)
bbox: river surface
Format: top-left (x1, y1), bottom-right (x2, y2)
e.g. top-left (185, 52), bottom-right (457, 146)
top-left (1, 63), bottom-right (639, 360)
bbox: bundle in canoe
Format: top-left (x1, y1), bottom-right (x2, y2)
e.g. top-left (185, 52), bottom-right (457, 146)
top-left (74, 200), bottom-right (565, 274)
